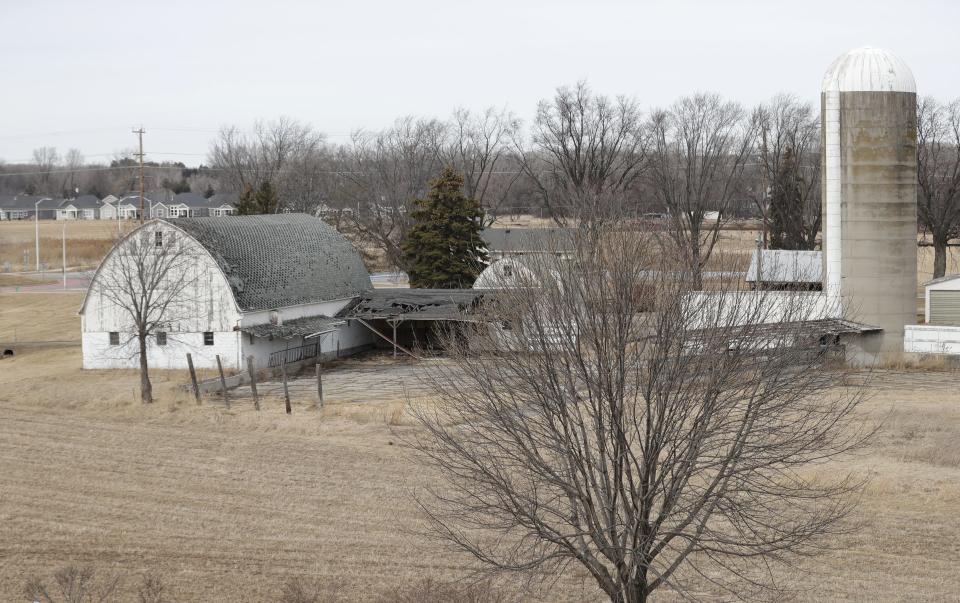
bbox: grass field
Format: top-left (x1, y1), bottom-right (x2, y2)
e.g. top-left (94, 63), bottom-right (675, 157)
top-left (0, 290), bottom-right (959, 601)
top-left (0, 220), bottom-right (121, 271)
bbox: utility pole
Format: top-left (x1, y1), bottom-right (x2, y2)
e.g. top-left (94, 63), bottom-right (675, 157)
top-left (133, 126), bottom-right (146, 223)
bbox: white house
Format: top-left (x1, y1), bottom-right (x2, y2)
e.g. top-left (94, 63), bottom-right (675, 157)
top-left (80, 214), bottom-right (376, 370)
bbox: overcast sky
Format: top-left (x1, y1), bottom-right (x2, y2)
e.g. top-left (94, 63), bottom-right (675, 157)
top-left (1, 0), bottom-right (958, 165)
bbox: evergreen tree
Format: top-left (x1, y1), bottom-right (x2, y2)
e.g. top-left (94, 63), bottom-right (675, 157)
top-left (236, 181), bottom-right (279, 215)
top-left (236, 184), bottom-right (258, 215)
top-left (204, 184), bottom-right (215, 198)
top-left (402, 167), bottom-right (488, 288)
top-left (768, 148), bottom-right (811, 250)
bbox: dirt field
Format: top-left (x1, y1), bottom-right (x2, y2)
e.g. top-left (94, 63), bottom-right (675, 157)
top-left (1, 290), bottom-right (959, 601)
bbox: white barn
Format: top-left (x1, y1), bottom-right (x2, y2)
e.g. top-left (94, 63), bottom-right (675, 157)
top-left (80, 214), bottom-right (375, 370)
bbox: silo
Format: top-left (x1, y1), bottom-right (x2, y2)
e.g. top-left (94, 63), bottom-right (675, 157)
top-left (821, 47), bottom-right (917, 364)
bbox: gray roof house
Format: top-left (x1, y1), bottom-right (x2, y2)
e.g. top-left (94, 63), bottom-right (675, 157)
top-left (0, 195), bottom-right (61, 220)
top-left (57, 194), bottom-right (103, 220)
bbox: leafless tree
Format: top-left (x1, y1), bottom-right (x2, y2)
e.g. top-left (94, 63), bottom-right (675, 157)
top-left (97, 223), bottom-right (197, 403)
top-left (335, 116), bottom-right (446, 268)
top-left (750, 94), bottom-right (821, 250)
top-left (24, 565), bottom-right (120, 603)
top-left (414, 228), bottom-right (868, 602)
top-left (208, 117), bottom-right (326, 211)
top-left (647, 93), bottom-right (756, 287)
top-left (441, 108), bottom-right (521, 225)
top-left (517, 82), bottom-right (647, 223)
top-left (31, 146), bottom-right (60, 195)
top-left (917, 96), bottom-right (960, 279)
top-left (63, 148), bottom-right (85, 196)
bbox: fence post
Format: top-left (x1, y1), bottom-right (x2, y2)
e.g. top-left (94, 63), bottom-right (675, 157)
top-left (247, 355), bottom-right (260, 411)
top-left (186, 353), bottom-right (201, 405)
top-left (281, 357), bottom-right (292, 414)
top-left (216, 354), bottom-right (230, 409)
top-left (315, 362), bottom-right (324, 410)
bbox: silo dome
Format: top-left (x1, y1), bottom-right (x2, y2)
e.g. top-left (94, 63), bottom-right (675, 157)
top-left (822, 47), bottom-right (916, 93)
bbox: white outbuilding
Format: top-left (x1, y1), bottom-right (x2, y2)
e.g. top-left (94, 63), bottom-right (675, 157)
top-left (80, 214), bottom-right (375, 370)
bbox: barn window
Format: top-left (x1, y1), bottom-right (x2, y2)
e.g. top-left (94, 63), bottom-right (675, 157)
top-left (109, 332), bottom-right (119, 345)
top-left (155, 231), bottom-right (163, 247)
top-left (203, 332), bottom-right (214, 346)
top-left (156, 331), bottom-right (167, 346)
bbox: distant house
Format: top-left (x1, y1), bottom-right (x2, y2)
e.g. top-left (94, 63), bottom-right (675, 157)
top-left (57, 195), bottom-right (103, 220)
top-left (99, 195), bottom-right (120, 220)
top-left (207, 192), bottom-right (238, 217)
top-left (745, 249), bottom-right (822, 291)
top-left (80, 214), bottom-right (376, 370)
top-left (0, 195), bottom-right (59, 220)
top-left (481, 228), bottom-right (577, 261)
top-left (150, 192), bottom-right (237, 219)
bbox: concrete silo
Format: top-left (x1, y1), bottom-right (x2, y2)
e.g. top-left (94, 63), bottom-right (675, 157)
top-left (821, 47), bottom-right (918, 364)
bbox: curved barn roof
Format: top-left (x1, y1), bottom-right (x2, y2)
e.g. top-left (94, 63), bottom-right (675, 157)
top-left (167, 214), bottom-right (371, 311)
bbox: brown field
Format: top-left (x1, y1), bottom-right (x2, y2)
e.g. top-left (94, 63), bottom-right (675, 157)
top-left (1, 289), bottom-right (959, 601)
top-left (0, 220), bottom-right (121, 271)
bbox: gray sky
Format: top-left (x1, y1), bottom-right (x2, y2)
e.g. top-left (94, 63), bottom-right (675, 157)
top-left (1, 0), bottom-right (958, 165)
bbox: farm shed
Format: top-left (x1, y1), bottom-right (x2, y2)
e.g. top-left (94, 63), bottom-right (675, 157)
top-left (81, 214), bottom-right (375, 370)
top-left (343, 288), bottom-right (486, 356)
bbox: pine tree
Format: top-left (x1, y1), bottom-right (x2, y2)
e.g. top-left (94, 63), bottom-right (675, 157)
top-left (768, 148), bottom-right (810, 250)
top-left (204, 184), bottom-right (215, 198)
top-left (236, 181), bottom-right (279, 215)
top-left (402, 167), bottom-right (488, 288)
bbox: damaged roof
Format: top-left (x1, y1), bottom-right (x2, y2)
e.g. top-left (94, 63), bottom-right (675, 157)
top-left (167, 213), bottom-right (372, 311)
top-left (240, 315), bottom-right (345, 339)
top-left (345, 288), bottom-right (485, 321)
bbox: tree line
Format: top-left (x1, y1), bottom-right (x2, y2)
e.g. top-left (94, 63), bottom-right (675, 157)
top-left (4, 86), bottom-right (958, 277)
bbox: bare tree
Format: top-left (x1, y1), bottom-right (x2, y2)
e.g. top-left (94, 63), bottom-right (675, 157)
top-left (414, 228), bottom-right (867, 602)
top-left (517, 82), bottom-right (647, 223)
top-left (208, 117), bottom-right (326, 211)
top-left (917, 96), bottom-right (960, 279)
top-left (63, 148), bottom-right (85, 196)
top-left (441, 108), bottom-right (520, 225)
top-left (336, 116), bottom-right (446, 268)
top-left (647, 93), bottom-right (755, 287)
top-left (31, 146), bottom-right (60, 195)
top-left (24, 565), bottom-right (120, 603)
top-left (97, 223), bottom-right (197, 403)
top-left (751, 94), bottom-right (821, 250)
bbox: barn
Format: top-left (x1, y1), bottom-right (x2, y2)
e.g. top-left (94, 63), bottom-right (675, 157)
top-left (80, 214), bottom-right (375, 370)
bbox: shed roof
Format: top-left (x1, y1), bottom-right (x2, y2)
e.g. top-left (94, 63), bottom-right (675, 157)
top-left (166, 213), bottom-right (372, 311)
top-left (481, 228), bottom-right (576, 253)
top-left (924, 273), bottom-right (960, 287)
top-left (745, 249), bottom-right (822, 284)
top-left (345, 288), bottom-right (485, 321)
top-left (240, 315), bottom-right (344, 339)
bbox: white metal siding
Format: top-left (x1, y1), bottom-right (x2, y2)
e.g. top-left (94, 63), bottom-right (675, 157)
top-left (930, 291), bottom-right (960, 326)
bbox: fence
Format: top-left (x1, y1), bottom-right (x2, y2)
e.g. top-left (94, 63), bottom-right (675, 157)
top-left (268, 341), bottom-right (320, 368)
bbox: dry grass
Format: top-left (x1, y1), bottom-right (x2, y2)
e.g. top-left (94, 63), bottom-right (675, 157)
top-left (2, 276), bottom-right (960, 600)
top-left (0, 220), bottom-right (120, 270)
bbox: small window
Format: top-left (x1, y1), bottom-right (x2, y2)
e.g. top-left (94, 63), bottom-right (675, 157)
top-left (156, 331), bottom-right (167, 346)
top-left (155, 231), bottom-right (163, 247)
top-left (109, 332), bottom-right (120, 345)
top-left (203, 332), bottom-right (214, 346)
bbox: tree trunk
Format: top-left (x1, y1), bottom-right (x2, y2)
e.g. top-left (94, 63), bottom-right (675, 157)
top-left (138, 332), bottom-right (153, 404)
top-left (933, 239), bottom-right (948, 279)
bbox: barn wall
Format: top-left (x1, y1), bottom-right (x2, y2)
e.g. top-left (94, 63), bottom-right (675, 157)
top-left (82, 222), bottom-right (243, 370)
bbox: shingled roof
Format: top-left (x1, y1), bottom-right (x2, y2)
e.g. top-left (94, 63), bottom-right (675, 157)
top-left (166, 214), bottom-right (372, 311)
